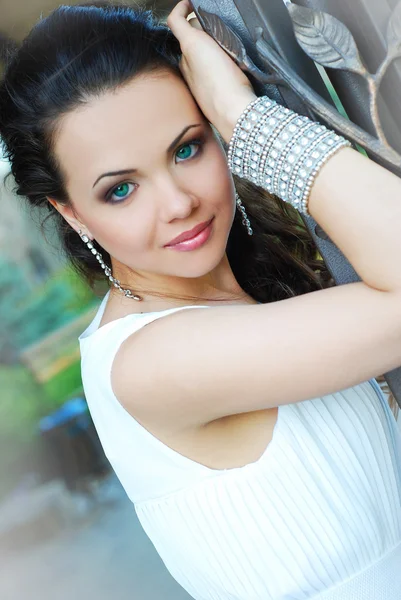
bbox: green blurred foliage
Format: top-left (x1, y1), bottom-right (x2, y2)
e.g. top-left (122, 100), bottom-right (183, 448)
top-left (0, 263), bottom-right (96, 495)
top-left (0, 359), bottom-right (85, 498)
top-left (43, 361), bottom-right (83, 406)
top-left (0, 259), bottom-right (94, 440)
top-left (0, 260), bottom-right (96, 359)
top-left (0, 364), bottom-right (44, 444)
top-left (0, 361), bottom-right (84, 442)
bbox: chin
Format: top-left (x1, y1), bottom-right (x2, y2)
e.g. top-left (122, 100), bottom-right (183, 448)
top-left (177, 249), bottom-right (227, 280)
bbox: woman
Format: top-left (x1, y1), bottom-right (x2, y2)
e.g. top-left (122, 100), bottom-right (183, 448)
top-left (0, 1), bottom-right (400, 598)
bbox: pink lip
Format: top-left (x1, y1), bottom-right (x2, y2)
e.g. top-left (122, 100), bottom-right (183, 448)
top-left (165, 218), bottom-right (214, 247)
top-left (165, 218), bottom-right (214, 252)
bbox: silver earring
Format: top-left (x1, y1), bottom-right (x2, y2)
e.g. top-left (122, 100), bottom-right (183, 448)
top-left (78, 230), bottom-right (142, 301)
top-left (236, 193), bottom-right (253, 236)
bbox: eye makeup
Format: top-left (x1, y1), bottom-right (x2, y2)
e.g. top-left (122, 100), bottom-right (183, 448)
top-left (175, 138), bottom-right (204, 163)
top-left (100, 134), bottom-right (206, 204)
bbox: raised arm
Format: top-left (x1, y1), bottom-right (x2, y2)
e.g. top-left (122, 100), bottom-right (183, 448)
top-left (168, 1), bottom-right (401, 296)
top-left (111, 2), bottom-right (401, 434)
top-left (307, 146), bottom-right (401, 294)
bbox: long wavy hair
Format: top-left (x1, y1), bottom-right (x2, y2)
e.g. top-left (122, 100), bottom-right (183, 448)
top-left (0, 2), bottom-right (334, 304)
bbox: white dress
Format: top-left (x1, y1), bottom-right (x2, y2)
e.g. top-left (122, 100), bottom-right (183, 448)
top-left (79, 291), bottom-right (401, 600)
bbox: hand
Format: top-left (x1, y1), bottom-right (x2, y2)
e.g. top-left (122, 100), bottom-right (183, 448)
top-left (167, 0), bottom-right (257, 143)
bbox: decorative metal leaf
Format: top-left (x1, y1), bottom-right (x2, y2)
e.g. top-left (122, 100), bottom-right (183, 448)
top-left (287, 5), bottom-right (366, 75)
top-left (195, 10), bottom-right (280, 85)
top-left (197, 8), bottom-right (247, 64)
top-left (387, 1), bottom-right (401, 50)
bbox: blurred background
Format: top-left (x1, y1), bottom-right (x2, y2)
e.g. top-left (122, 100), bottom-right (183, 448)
top-left (0, 1), bottom-right (194, 600)
top-left (0, 1), bottom-right (399, 599)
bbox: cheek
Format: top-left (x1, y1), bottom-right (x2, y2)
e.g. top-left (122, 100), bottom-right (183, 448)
top-left (202, 145), bottom-right (235, 205)
top-left (88, 210), bottom-right (149, 257)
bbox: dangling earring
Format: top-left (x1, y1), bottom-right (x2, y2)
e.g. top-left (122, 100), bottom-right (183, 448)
top-left (236, 193), bottom-right (253, 236)
top-left (78, 230), bottom-right (143, 301)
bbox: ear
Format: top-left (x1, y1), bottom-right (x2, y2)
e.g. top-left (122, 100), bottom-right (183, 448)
top-left (47, 197), bottom-right (93, 239)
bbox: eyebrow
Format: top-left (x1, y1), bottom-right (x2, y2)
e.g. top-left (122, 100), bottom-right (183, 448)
top-left (92, 123), bottom-right (202, 189)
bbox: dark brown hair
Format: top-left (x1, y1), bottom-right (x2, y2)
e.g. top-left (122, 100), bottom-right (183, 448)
top-left (0, 3), bottom-right (333, 304)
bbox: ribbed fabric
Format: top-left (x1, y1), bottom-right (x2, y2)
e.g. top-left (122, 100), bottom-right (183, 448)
top-left (79, 292), bottom-right (401, 600)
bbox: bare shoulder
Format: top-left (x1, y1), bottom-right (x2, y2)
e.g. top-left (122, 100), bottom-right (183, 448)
top-left (111, 284), bottom-right (401, 433)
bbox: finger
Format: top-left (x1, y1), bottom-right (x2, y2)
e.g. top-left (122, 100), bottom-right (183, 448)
top-left (167, 1), bottom-right (196, 44)
top-left (167, 2), bottom-right (192, 34)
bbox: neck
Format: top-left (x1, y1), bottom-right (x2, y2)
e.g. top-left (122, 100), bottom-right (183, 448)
top-left (109, 253), bottom-right (254, 308)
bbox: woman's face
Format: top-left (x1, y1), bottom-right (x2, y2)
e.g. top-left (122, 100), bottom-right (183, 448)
top-left (51, 70), bottom-right (236, 294)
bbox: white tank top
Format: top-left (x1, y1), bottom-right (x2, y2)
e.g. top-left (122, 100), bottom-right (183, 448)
top-left (79, 291), bottom-right (401, 600)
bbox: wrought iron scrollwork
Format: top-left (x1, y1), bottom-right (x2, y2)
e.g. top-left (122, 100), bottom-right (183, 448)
top-left (195, 2), bottom-right (401, 176)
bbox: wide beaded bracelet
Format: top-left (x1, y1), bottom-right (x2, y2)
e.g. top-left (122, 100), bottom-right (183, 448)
top-left (227, 96), bottom-right (352, 216)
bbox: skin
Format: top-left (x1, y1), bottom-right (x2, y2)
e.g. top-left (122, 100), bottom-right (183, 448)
top-left (48, 70), bottom-right (256, 314)
top-left (49, 0), bottom-right (258, 315)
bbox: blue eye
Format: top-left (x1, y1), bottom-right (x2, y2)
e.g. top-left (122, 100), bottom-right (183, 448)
top-left (175, 141), bottom-right (202, 163)
top-left (107, 182), bottom-right (136, 203)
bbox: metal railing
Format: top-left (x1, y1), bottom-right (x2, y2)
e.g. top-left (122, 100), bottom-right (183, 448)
top-left (191, 0), bottom-right (401, 409)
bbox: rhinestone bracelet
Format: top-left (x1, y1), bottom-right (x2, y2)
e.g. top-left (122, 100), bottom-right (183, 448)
top-left (227, 96), bottom-right (352, 215)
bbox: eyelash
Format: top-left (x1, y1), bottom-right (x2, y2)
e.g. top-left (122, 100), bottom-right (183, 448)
top-left (175, 138), bottom-right (203, 164)
top-left (104, 138), bottom-right (204, 204)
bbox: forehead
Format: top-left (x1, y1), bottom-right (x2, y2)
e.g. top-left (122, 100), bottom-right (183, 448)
top-left (54, 71), bottom-right (201, 183)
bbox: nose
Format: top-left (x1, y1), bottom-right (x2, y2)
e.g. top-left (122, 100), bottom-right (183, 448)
top-left (157, 177), bottom-right (200, 223)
